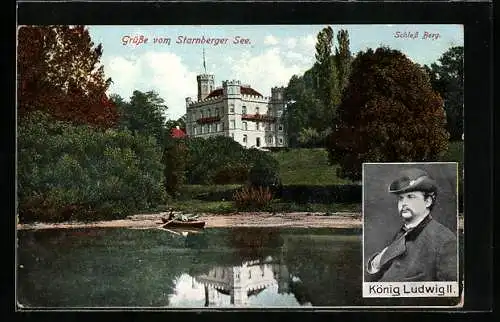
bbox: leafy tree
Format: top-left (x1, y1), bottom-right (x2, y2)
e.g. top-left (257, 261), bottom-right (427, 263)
top-left (424, 46), bottom-right (464, 141)
top-left (327, 47), bottom-right (450, 181)
top-left (162, 137), bottom-right (188, 197)
top-left (110, 90), bottom-right (168, 144)
top-left (165, 114), bottom-right (187, 132)
top-left (109, 93), bottom-right (130, 130)
top-left (315, 26), bottom-right (339, 128)
top-left (283, 75), bottom-right (321, 147)
top-left (334, 29), bottom-right (352, 96)
top-left (284, 28), bottom-right (352, 147)
top-left (18, 111), bottom-right (166, 222)
top-left (18, 25), bottom-right (117, 128)
top-left (176, 114), bottom-right (187, 130)
top-left (297, 127), bottom-right (331, 148)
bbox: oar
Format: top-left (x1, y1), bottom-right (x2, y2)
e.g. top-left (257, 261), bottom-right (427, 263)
top-left (157, 226), bottom-right (181, 235)
top-left (162, 218), bottom-right (176, 226)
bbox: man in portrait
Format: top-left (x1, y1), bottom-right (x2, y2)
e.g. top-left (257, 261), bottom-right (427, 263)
top-left (365, 167), bottom-right (458, 282)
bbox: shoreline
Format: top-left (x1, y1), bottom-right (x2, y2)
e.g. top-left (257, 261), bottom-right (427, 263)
top-left (16, 212), bottom-right (465, 230)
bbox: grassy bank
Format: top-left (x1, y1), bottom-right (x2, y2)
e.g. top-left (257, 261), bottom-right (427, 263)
top-left (165, 148), bottom-right (358, 214)
top-left (165, 143), bottom-right (463, 215)
top-left (272, 148), bottom-right (353, 185)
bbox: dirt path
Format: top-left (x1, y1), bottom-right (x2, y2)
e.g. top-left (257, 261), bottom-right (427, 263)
top-left (17, 212), bottom-right (464, 231)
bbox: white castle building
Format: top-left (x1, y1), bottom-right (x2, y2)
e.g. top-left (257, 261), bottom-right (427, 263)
top-left (185, 72), bottom-right (288, 148)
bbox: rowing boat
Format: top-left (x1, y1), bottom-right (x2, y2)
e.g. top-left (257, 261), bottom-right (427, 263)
top-left (161, 218), bottom-right (206, 229)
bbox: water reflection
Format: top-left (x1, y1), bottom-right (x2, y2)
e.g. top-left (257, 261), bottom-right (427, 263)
top-left (16, 227), bottom-right (461, 308)
top-left (170, 227), bottom-right (307, 307)
top-left (170, 254), bottom-right (308, 307)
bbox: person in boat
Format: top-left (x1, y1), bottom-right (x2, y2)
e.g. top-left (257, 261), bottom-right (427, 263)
top-left (365, 168), bottom-right (458, 282)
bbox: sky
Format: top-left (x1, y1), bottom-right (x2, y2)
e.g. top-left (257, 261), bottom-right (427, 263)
top-left (87, 25), bottom-right (463, 120)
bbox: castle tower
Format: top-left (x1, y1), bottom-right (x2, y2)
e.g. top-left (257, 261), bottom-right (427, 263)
top-left (222, 80), bottom-right (242, 97)
top-left (197, 74), bottom-right (215, 101)
top-left (197, 49), bottom-right (215, 101)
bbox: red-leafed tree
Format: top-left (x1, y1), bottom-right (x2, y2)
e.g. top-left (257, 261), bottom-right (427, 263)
top-left (18, 25), bottom-right (118, 128)
top-left (327, 47), bottom-right (450, 181)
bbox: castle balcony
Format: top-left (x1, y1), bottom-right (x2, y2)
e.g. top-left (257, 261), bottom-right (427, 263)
top-left (196, 116), bottom-right (222, 125)
top-left (241, 114), bottom-right (276, 123)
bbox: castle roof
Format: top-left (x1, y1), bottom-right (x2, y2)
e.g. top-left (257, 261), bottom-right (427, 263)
top-left (170, 127), bottom-right (186, 138)
top-left (205, 86), bottom-right (264, 99)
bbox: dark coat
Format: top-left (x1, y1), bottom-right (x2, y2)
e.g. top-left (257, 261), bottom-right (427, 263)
top-left (365, 215), bottom-right (458, 282)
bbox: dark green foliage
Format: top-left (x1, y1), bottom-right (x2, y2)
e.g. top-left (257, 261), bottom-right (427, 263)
top-left (110, 90), bottom-right (168, 145)
top-left (440, 141), bottom-right (464, 212)
top-left (213, 164), bottom-right (250, 184)
top-left (248, 154), bottom-right (282, 192)
top-left (162, 137), bottom-right (188, 197)
top-left (334, 29), bottom-right (352, 99)
top-left (283, 74), bottom-right (325, 147)
top-left (165, 115), bottom-right (187, 132)
top-left (285, 28), bottom-right (352, 147)
top-left (18, 111), bottom-right (166, 222)
top-left (424, 46), bottom-right (464, 141)
top-left (297, 127), bottom-right (332, 148)
top-left (279, 184), bottom-right (362, 205)
top-left (327, 47), bottom-right (450, 181)
top-left (183, 136), bottom-right (279, 185)
top-left (315, 26), bottom-right (339, 129)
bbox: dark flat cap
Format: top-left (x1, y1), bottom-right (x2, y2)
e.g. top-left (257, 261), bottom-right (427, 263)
top-left (389, 168), bottom-right (438, 194)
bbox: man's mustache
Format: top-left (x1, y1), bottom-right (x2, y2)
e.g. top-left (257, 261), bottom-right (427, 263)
top-left (400, 208), bottom-right (414, 216)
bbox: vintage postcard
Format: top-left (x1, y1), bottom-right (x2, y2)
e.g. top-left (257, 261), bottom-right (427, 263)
top-left (16, 24), bottom-right (464, 309)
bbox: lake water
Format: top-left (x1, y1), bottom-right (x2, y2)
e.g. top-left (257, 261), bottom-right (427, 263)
top-left (16, 227), bottom-right (462, 308)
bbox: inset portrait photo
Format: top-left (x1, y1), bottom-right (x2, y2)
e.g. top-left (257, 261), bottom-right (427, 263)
top-left (362, 162), bottom-right (459, 298)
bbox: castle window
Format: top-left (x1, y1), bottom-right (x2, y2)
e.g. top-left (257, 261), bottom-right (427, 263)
top-left (193, 126), bottom-right (197, 135)
top-left (243, 135), bottom-right (247, 144)
top-left (231, 120), bottom-right (235, 129)
top-left (242, 105), bottom-right (247, 114)
top-left (279, 137), bottom-right (283, 144)
top-left (216, 108), bottom-right (220, 117)
top-left (255, 106), bottom-right (259, 114)
top-left (231, 133), bottom-right (235, 140)
top-left (268, 136), bottom-right (273, 144)
top-left (256, 137), bottom-right (261, 147)
top-left (208, 108), bottom-right (211, 117)
top-left (256, 122), bottom-right (260, 131)
top-left (243, 122), bottom-right (247, 131)
top-left (278, 124), bottom-right (283, 132)
top-left (230, 104), bottom-right (234, 113)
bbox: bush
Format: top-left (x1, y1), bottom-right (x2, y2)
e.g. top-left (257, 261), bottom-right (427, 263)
top-left (248, 155), bottom-right (282, 195)
top-left (162, 137), bottom-right (188, 197)
top-left (213, 164), bottom-right (250, 184)
top-left (233, 186), bottom-right (273, 211)
top-left (18, 111), bottom-right (166, 222)
top-left (184, 136), bottom-right (280, 185)
top-left (279, 184), bottom-right (362, 204)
